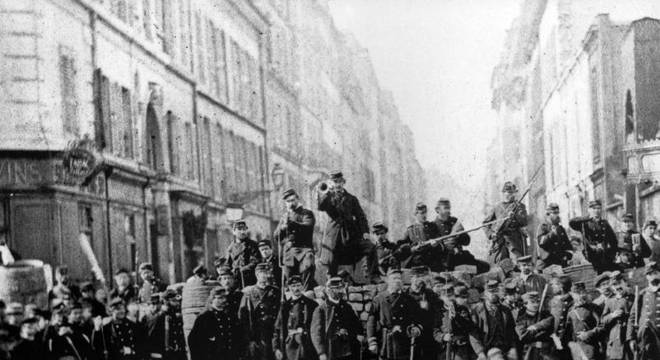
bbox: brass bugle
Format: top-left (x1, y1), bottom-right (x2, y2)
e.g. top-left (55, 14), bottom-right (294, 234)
top-left (318, 181), bottom-right (330, 193)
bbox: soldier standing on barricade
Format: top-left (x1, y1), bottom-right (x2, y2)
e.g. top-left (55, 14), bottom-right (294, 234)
top-left (406, 266), bottom-right (442, 360)
top-left (433, 198), bottom-right (487, 273)
top-left (217, 264), bottom-right (244, 315)
top-left (317, 171), bottom-right (378, 282)
top-left (627, 261), bottom-right (660, 359)
top-left (373, 222), bottom-right (410, 276)
top-left (514, 291), bottom-right (555, 360)
top-left (274, 188), bottom-right (316, 291)
top-left (188, 287), bottom-right (245, 360)
top-left (273, 275), bottom-right (318, 360)
top-left (471, 280), bottom-right (519, 359)
top-left (569, 200), bottom-right (619, 274)
top-left (310, 277), bottom-right (363, 360)
top-left (367, 268), bottom-right (423, 360)
top-left (617, 213), bottom-right (651, 269)
top-left (536, 203), bottom-right (572, 269)
top-left (145, 289), bottom-right (186, 360)
top-left (240, 263), bottom-right (282, 360)
top-left (483, 181), bottom-right (528, 264)
top-left (227, 219), bottom-right (261, 287)
top-left (402, 203), bottom-right (442, 268)
top-left (437, 286), bottom-right (485, 360)
top-left (138, 263), bottom-right (166, 304)
top-left (92, 298), bottom-right (144, 360)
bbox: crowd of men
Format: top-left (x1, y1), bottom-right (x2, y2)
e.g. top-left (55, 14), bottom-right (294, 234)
top-left (3, 171), bottom-right (660, 360)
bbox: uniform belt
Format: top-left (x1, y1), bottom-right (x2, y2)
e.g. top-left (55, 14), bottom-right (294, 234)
top-left (532, 341), bottom-right (549, 349)
top-left (150, 354), bottom-right (163, 359)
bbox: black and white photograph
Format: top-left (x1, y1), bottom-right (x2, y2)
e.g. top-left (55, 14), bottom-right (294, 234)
top-left (1, 0), bottom-right (660, 359)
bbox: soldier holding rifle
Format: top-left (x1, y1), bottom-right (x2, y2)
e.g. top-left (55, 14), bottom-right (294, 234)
top-left (536, 203), bottom-right (572, 269)
top-left (483, 181), bottom-right (529, 264)
top-left (627, 261), bottom-right (660, 359)
top-left (227, 219), bottom-right (261, 287)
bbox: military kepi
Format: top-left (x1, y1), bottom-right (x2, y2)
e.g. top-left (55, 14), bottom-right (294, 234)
top-left (326, 277), bottom-right (344, 288)
top-left (282, 188), bottom-right (297, 199)
top-left (588, 200), bottom-right (602, 208)
top-left (502, 181), bottom-right (517, 193)
top-left (329, 170), bottom-right (344, 181)
top-left (372, 221), bottom-right (388, 233)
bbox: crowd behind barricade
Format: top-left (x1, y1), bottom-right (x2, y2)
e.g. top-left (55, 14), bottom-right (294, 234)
top-left (3, 175), bottom-right (660, 359)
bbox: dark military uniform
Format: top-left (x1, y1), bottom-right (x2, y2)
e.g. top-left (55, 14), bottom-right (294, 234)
top-left (566, 302), bottom-right (601, 359)
top-left (317, 184), bottom-right (375, 278)
top-left (146, 309), bottom-right (186, 360)
top-left (568, 216), bottom-right (618, 273)
top-left (600, 295), bottom-right (630, 360)
top-left (402, 220), bottom-right (442, 268)
top-left (483, 200), bottom-right (528, 263)
top-left (536, 221), bottom-right (572, 269)
top-left (407, 286), bottom-right (442, 360)
top-left (310, 298), bottom-right (362, 360)
top-left (188, 307), bottom-right (245, 360)
top-left (470, 301), bottom-right (518, 357)
top-left (550, 293), bottom-right (574, 358)
top-left (239, 284), bottom-right (281, 360)
top-left (92, 318), bottom-right (144, 360)
top-left (274, 203), bottom-right (316, 290)
top-left (260, 253), bottom-right (283, 288)
top-left (627, 288), bottom-right (660, 359)
top-left (437, 300), bottom-right (484, 360)
top-left (109, 286), bottom-right (139, 304)
top-left (376, 238), bottom-right (411, 276)
top-left (227, 238), bottom-right (260, 287)
top-left (367, 289), bottom-right (424, 360)
top-left (434, 216), bottom-right (488, 274)
top-left (515, 310), bottom-right (555, 360)
top-left (45, 323), bottom-right (96, 360)
top-left (511, 273), bottom-right (547, 295)
top-left (273, 294), bottom-right (319, 360)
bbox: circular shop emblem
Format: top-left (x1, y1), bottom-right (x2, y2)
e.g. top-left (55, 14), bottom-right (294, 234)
top-left (62, 148), bottom-right (97, 182)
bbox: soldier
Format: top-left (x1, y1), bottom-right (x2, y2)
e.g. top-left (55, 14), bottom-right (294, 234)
top-left (92, 298), bottom-right (144, 360)
top-left (643, 219), bottom-right (660, 262)
top-left (592, 272), bottom-right (614, 316)
top-left (536, 203), bottom-right (572, 269)
top-left (317, 171), bottom-right (377, 281)
top-left (273, 275), bottom-right (319, 360)
top-left (138, 263), bottom-right (167, 304)
top-left (274, 188), bottom-right (316, 290)
top-left (45, 302), bottom-right (96, 360)
top-left (501, 279), bottom-right (524, 321)
top-left (600, 281), bottom-right (631, 360)
top-left (437, 286), bottom-right (485, 360)
top-left (226, 219), bottom-right (260, 287)
top-left (406, 266), bottom-right (442, 360)
top-left (11, 317), bottom-right (46, 360)
top-left (110, 268), bottom-right (139, 304)
top-left (470, 280), bottom-right (518, 359)
top-left (310, 277), bottom-right (363, 360)
top-left (80, 282), bottom-right (107, 318)
top-left (617, 213), bottom-right (651, 268)
top-left (141, 293), bottom-right (162, 325)
top-left (568, 200), bottom-right (619, 273)
top-left (549, 275), bottom-right (574, 360)
top-left (367, 268), bottom-right (423, 360)
top-left (566, 284), bottom-right (601, 359)
top-left (188, 287), bottom-right (245, 360)
top-left (433, 198), bottom-right (488, 273)
top-left (373, 222), bottom-right (410, 276)
top-left (514, 291), bottom-right (555, 360)
top-left (217, 265), bottom-right (243, 315)
top-left (483, 181), bottom-right (528, 264)
top-left (258, 240), bottom-right (283, 287)
top-left (402, 203), bottom-right (442, 268)
top-left (186, 264), bottom-right (207, 284)
top-left (240, 263), bottom-right (282, 360)
top-left (512, 255), bottom-right (546, 294)
top-left (145, 289), bottom-right (186, 360)
top-left (627, 261), bottom-right (660, 358)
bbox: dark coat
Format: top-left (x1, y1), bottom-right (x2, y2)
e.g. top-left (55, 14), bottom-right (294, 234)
top-left (226, 238), bottom-right (260, 287)
top-left (109, 286), bottom-right (139, 305)
top-left (536, 221), bottom-right (572, 267)
top-left (138, 278), bottom-right (166, 304)
top-left (273, 295), bottom-right (319, 360)
top-left (376, 239), bottom-right (411, 276)
top-left (187, 308), bottom-right (245, 360)
top-left (616, 230), bottom-right (651, 268)
top-left (310, 299), bottom-right (362, 360)
top-left (470, 302), bottom-right (518, 353)
top-left (483, 201), bottom-right (528, 262)
top-left (566, 304), bottom-right (601, 360)
top-left (437, 301), bottom-right (484, 360)
top-left (239, 285), bottom-right (281, 360)
top-left (91, 318), bottom-right (144, 360)
top-left (274, 205), bottom-right (316, 254)
top-left (367, 290), bottom-right (424, 360)
top-left (11, 338), bottom-right (47, 360)
top-left (145, 310), bottom-right (186, 360)
top-left (568, 216), bottom-right (618, 273)
top-left (44, 324), bottom-right (96, 360)
top-left (514, 311), bottom-right (554, 360)
top-left (402, 221), bottom-right (442, 268)
top-left (317, 189), bottom-right (369, 265)
top-left (550, 293), bottom-right (574, 348)
top-left (599, 296), bottom-right (630, 360)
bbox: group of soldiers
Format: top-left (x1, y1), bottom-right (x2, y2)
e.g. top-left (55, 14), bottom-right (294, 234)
top-left (7, 170), bottom-right (660, 360)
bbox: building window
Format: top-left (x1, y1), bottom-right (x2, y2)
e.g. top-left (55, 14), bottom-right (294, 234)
top-left (121, 88), bottom-right (134, 158)
top-left (0, 200), bottom-right (8, 236)
top-left (167, 112), bottom-right (179, 175)
top-left (124, 213), bottom-right (137, 272)
top-left (213, 124), bottom-right (225, 201)
top-left (195, 11), bottom-right (206, 85)
top-left (625, 90), bottom-right (635, 144)
top-left (184, 122), bottom-right (197, 181)
top-left (93, 69), bottom-right (112, 150)
top-left (79, 204), bottom-right (93, 234)
top-left (59, 47), bottom-right (79, 137)
top-left (590, 67), bottom-right (601, 164)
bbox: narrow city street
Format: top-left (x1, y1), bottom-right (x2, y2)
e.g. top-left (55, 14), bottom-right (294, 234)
top-left (2, 1), bottom-right (660, 359)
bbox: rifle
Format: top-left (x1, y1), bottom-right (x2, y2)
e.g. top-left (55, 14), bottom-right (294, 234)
top-left (410, 336), bottom-right (416, 360)
top-left (537, 284), bottom-right (549, 323)
top-left (277, 208), bottom-right (287, 354)
top-left (633, 285), bottom-right (639, 360)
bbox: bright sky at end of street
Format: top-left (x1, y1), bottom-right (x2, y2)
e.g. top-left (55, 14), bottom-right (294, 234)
top-left (329, 0), bottom-right (521, 191)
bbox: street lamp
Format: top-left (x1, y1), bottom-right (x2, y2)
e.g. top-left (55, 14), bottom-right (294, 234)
top-left (271, 163), bottom-right (285, 191)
